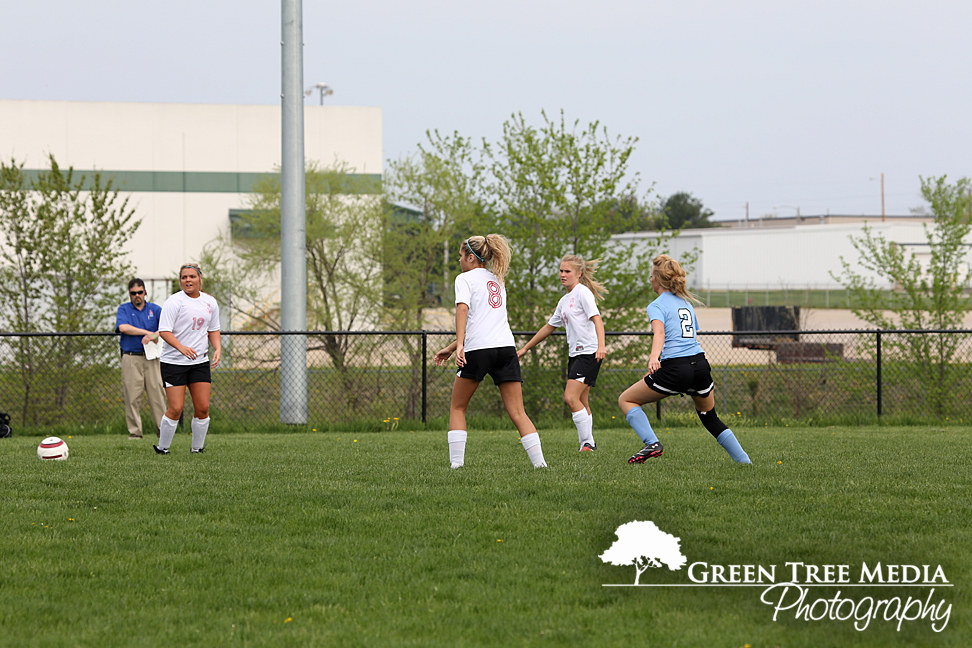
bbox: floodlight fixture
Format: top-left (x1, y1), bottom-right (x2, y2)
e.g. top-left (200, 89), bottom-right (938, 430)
top-left (304, 82), bottom-right (334, 105)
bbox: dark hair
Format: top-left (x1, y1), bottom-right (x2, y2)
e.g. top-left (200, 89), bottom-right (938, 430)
top-left (128, 278), bottom-right (145, 291)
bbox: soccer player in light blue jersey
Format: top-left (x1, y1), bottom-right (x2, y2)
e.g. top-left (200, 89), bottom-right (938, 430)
top-left (618, 255), bottom-right (751, 464)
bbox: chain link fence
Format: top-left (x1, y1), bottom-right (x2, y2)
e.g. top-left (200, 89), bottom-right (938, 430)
top-left (2, 328), bottom-right (972, 432)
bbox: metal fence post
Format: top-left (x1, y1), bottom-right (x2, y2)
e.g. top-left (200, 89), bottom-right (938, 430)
top-left (656, 401), bottom-right (661, 421)
top-left (422, 331), bottom-right (428, 423)
top-left (876, 331), bottom-right (882, 417)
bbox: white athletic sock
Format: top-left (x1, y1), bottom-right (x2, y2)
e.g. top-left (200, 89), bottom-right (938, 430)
top-left (571, 409), bottom-right (594, 448)
top-left (191, 417), bottom-right (210, 451)
top-left (158, 415), bottom-right (178, 451)
top-left (520, 432), bottom-right (547, 468)
top-left (448, 430), bottom-right (467, 468)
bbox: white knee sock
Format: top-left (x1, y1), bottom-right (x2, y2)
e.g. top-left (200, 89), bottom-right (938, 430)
top-left (571, 409), bottom-right (594, 448)
top-left (448, 430), bottom-right (467, 468)
top-left (191, 417), bottom-right (210, 451)
top-left (520, 432), bottom-right (547, 468)
top-left (158, 415), bottom-right (178, 451)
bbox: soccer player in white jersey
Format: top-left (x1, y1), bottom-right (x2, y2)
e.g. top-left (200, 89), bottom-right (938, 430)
top-left (618, 255), bottom-right (751, 464)
top-left (154, 263), bottom-right (221, 455)
top-left (434, 234), bottom-right (548, 469)
top-left (517, 255), bottom-right (606, 451)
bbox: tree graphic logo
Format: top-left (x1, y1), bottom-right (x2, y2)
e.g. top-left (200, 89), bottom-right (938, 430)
top-left (600, 520), bottom-right (687, 584)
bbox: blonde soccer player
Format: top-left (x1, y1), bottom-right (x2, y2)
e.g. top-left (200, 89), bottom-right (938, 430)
top-left (618, 254), bottom-right (750, 464)
top-left (517, 255), bottom-right (606, 451)
top-left (434, 234), bottom-right (547, 469)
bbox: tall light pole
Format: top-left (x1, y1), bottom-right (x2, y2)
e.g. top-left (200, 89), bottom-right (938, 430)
top-left (280, 0), bottom-right (307, 424)
top-left (304, 82), bottom-right (333, 105)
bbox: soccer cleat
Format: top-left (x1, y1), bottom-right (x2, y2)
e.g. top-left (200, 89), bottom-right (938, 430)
top-left (190, 448), bottom-right (205, 454)
top-left (628, 441), bottom-right (663, 463)
top-left (153, 445), bottom-right (170, 455)
top-left (580, 442), bottom-right (597, 452)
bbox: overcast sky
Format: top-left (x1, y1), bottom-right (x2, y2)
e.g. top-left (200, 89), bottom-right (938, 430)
top-left (2, 0), bottom-right (969, 220)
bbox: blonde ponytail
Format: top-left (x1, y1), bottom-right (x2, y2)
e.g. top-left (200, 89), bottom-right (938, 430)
top-left (652, 254), bottom-right (701, 304)
top-left (462, 234), bottom-right (513, 284)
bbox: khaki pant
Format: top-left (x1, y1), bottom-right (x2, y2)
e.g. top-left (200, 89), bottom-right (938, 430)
top-left (121, 354), bottom-right (167, 438)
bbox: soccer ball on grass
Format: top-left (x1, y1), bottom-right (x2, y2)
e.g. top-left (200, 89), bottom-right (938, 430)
top-left (37, 437), bottom-right (69, 460)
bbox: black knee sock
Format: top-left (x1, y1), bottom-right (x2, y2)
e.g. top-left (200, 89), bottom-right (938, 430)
top-left (697, 407), bottom-right (729, 439)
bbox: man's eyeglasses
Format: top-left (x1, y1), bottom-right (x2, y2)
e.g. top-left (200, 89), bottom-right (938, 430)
top-left (130, 290), bottom-right (145, 296)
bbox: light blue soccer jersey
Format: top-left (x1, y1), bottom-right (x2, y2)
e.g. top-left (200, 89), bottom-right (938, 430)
top-left (646, 292), bottom-right (704, 360)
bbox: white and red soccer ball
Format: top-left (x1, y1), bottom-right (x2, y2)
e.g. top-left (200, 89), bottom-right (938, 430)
top-left (37, 436), bottom-right (69, 460)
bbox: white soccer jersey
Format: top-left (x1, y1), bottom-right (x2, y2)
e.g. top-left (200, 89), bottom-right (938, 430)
top-left (159, 291), bottom-right (221, 365)
top-left (454, 267), bottom-right (515, 352)
top-left (548, 283), bottom-right (601, 357)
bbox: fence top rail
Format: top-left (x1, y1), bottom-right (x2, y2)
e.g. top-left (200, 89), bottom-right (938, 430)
top-left (3, 328), bottom-right (972, 338)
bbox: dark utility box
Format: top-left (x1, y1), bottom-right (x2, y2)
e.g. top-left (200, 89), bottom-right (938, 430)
top-left (731, 306), bottom-right (800, 349)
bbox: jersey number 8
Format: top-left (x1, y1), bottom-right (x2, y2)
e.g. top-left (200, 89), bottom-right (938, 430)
top-left (487, 281), bottom-right (502, 309)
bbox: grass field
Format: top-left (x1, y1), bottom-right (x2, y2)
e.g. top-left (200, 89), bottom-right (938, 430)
top-left (0, 426), bottom-right (969, 647)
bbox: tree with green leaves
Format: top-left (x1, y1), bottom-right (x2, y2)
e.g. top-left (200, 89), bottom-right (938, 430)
top-left (486, 111), bottom-right (685, 333)
top-left (602, 195), bottom-right (665, 233)
top-left (382, 132), bottom-right (491, 417)
top-left (832, 175), bottom-right (972, 415)
top-left (201, 161), bottom-right (385, 408)
top-left (0, 156), bottom-right (140, 424)
top-left (384, 131), bottom-right (490, 329)
top-left (205, 161), bottom-right (384, 330)
top-left (659, 192), bottom-right (718, 229)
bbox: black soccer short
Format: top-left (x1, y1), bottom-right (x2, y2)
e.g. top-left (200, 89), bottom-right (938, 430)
top-left (457, 347), bottom-right (522, 384)
top-left (643, 353), bottom-right (714, 397)
top-left (161, 361), bottom-right (212, 387)
top-left (567, 353), bottom-right (602, 388)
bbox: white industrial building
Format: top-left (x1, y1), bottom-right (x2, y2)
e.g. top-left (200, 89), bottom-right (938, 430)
top-left (615, 216), bottom-right (943, 292)
top-left (0, 99), bottom-right (382, 305)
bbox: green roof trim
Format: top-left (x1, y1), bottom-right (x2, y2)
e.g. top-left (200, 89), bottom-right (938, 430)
top-left (18, 169), bottom-right (382, 194)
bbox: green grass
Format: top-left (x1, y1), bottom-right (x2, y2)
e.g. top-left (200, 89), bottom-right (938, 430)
top-left (0, 427), bottom-right (969, 647)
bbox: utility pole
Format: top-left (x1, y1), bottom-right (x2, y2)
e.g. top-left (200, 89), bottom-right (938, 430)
top-left (881, 172), bottom-right (886, 221)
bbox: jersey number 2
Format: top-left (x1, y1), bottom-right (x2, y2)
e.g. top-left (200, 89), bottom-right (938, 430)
top-left (678, 308), bottom-right (695, 338)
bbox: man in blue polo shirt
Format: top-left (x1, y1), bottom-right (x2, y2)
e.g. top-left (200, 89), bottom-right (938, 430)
top-left (116, 278), bottom-right (167, 440)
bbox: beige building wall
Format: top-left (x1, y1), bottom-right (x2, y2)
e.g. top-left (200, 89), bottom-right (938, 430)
top-left (0, 99), bottom-right (383, 304)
